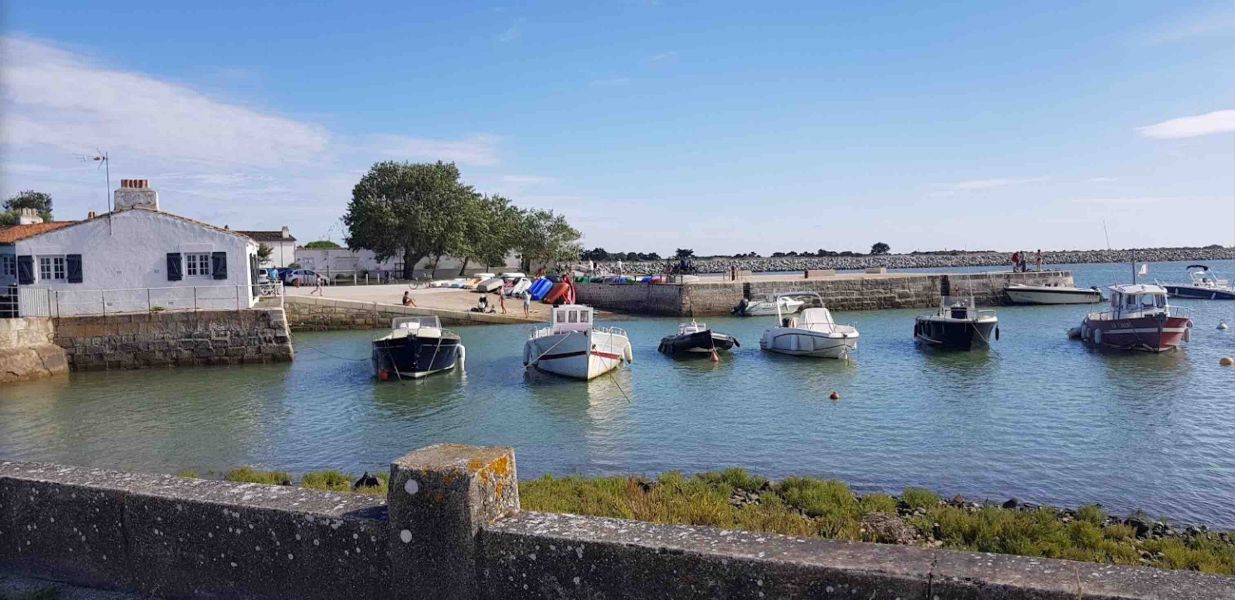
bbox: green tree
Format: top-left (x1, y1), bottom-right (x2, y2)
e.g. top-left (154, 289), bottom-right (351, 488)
top-left (256, 243), bottom-right (274, 263)
top-left (303, 240), bottom-right (341, 249)
top-left (343, 161), bottom-right (477, 279)
top-left (463, 194), bottom-right (523, 272)
top-left (2, 190), bottom-right (54, 224)
top-left (870, 242), bottom-right (891, 255)
top-left (514, 209), bottom-right (581, 272)
top-left (675, 248), bottom-right (695, 260)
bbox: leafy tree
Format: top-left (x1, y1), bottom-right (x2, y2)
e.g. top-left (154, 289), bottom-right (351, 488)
top-left (870, 242), bottom-right (891, 255)
top-left (514, 209), bottom-right (581, 272)
top-left (256, 243), bottom-right (273, 263)
top-left (674, 248), bottom-right (695, 260)
top-left (303, 240), bottom-right (341, 249)
top-left (462, 194), bottom-right (523, 272)
top-left (4, 190), bottom-right (53, 222)
top-left (344, 161), bottom-right (477, 279)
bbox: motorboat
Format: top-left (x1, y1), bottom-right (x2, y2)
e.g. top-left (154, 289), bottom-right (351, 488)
top-left (523, 304), bottom-right (632, 380)
top-left (1160, 265), bottom-right (1235, 300)
top-left (429, 278), bottom-right (466, 288)
top-left (1005, 283), bottom-right (1103, 305)
top-left (371, 316), bottom-right (464, 380)
top-left (759, 293), bottom-right (858, 359)
top-left (657, 321), bottom-right (740, 356)
top-left (464, 273), bottom-right (495, 290)
top-left (914, 295), bottom-right (998, 350)
top-left (476, 276), bottom-right (504, 293)
top-left (1074, 284), bottom-right (1191, 352)
top-left (732, 294), bottom-right (805, 317)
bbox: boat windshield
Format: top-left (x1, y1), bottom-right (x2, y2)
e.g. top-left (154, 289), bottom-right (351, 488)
top-left (392, 316), bottom-right (441, 330)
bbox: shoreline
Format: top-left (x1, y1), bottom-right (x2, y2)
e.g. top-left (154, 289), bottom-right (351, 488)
top-left (594, 246), bottom-right (1235, 274)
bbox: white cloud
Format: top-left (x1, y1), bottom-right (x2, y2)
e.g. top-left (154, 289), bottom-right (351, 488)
top-left (365, 134), bottom-right (500, 166)
top-left (649, 51), bottom-right (679, 63)
top-left (1137, 110), bottom-right (1235, 139)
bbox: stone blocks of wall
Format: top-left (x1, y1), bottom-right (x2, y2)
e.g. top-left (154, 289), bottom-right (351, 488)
top-left (284, 295), bottom-right (529, 331)
top-left (0, 317), bottom-right (68, 384)
top-left (50, 308), bottom-right (293, 371)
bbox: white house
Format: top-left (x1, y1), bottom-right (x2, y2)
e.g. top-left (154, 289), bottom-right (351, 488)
top-left (1, 179), bottom-right (260, 316)
top-left (238, 226), bottom-right (297, 268)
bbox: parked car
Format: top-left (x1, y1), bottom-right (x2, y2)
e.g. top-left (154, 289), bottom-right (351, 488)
top-left (258, 268), bottom-right (279, 282)
top-left (284, 269), bottom-right (326, 286)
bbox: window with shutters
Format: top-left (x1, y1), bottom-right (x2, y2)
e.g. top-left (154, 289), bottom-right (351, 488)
top-left (186, 252), bottom-right (212, 277)
top-left (38, 256), bottom-right (66, 282)
top-left (0, 255), bottom-right (14, 278)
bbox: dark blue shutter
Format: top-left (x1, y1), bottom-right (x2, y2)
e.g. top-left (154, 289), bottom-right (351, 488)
top-left (211, 251), bottom-right (228, 280)
top-left (66, 254), bottom-right (83, 283)
top-left (17, 255), bottom-right (34, 284)
top-left (167, 253), bottom-right (182, 281)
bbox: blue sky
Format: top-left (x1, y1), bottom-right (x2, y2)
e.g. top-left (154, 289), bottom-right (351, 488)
top-left (2, 1), bottom-right (1232, 253)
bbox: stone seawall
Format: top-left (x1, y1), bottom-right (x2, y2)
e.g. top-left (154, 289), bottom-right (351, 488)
top-left (3, 444), bottom-right (1230, 599)
top-left (0, 317), bottom-right (68, 384)
top-left (284, 295), bottom-right (531, 330)
top-left (51, 308), bottom-right (293, 370)
top-left (578, 270), bottom-right (1074, 316)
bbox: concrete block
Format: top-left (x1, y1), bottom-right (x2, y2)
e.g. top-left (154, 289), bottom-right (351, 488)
top-left (388, 444), bottom-right (519, 600)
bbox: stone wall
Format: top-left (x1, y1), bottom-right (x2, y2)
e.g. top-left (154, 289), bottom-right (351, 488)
top-left (284, 295), bottom-right (529, 331)
top-left (3, 444), bottom-right (1231, 599)
top-left (0, 317), bottom-right (68, 384)
top-left (578, 270), bottom-right (1075, 316)
top-left (51, 308), bottom-right (293, 370)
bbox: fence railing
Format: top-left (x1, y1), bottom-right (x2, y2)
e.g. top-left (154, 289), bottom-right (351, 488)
top-left (2, 283), bottom-right (283, 318)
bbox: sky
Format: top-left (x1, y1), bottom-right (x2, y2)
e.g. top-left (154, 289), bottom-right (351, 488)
top-left (1, 1), bottom-right (1232, 254)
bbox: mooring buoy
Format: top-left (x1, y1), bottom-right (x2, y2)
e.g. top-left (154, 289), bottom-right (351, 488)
top-left (1220, 357), bottom-right (1234, 367)
top-left (829, 391), bottom-right (840, 400)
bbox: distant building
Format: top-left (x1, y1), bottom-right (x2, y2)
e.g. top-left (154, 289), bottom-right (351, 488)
top-left (294, 247), bottom-right (520, 280)
top-left (1, 179), bottom-right (260, 316)
top-left (237, 226), bottom-right (297, 268)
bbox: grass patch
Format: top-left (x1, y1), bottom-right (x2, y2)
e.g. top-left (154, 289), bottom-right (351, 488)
top-left (901, 487), bottom-right (941, 510)
top-left (224, 467), bottom-right (292, 486)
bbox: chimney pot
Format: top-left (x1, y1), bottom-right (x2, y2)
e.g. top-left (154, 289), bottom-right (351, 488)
top-left (281, 225), bottom-right (290, 239)
top-left (87, 211), bottom-right (97, 219)
top-left (16, 207), bottom-right (43, 225)
top-left (114, 178), bottom-right (159, 211)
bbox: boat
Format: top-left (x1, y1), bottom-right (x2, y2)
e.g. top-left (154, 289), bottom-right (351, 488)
top-left (732, 294), bottom-right (806, 317)
top-left (759, 293), bottom-right (859, 358)
top-left (1075, 284), bottom-right (1192, 352)
top-left (1005, 283), bottom-right (1103, 305)
top-left (1160, 265), bottom-right (1235, 300)
top-left (523, 304), bottom-right (632, 380)
top-left (371, 316), bottom-right (464, 380)
top-left (476, 276), bottom-right (504, 293)
top-left (505, 277), bottom-right (532, 297)
top-left (914, 295), bottom-right (998, 350)
top-left (463, 273), bottom-right (495, 290)
top-left (657, 321), bottom-right (740, 356)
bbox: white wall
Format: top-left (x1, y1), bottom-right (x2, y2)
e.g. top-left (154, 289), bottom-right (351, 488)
top-left (13, 209), bottom-right (257, 316)
top-left (263, 240), bottom-right (297, 268)
top-left (294, 248), bottom-right (520, 277)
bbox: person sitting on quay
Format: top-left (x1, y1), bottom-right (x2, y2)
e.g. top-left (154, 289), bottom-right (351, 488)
top-left (401, 291), bottom-right (416, 307)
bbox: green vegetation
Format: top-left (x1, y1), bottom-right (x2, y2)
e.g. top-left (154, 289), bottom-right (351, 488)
top-left (0, 189), bottom-right (54, 226)
top-left (206, 467), bottom-right (386, 496)
top-left (303, 240), bottom-right (342, 249)
top-left (224, 467), bottom-right (292, 486)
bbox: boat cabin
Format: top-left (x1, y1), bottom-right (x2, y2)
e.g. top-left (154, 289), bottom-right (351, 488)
top-left (550, 304), bottom-right (593, 334)
top-left (391, 316), bottom-right (443, 338)
top-left (1188, 266), bottom-right (1228, 288)
top-left (783, 307), bottom-right (836, 331)
top-left (1106, 284), bottom-right (1168, 318)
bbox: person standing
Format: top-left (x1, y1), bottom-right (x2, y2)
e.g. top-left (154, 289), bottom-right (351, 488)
top-left (522, 290), bottom-right (531, 318)
top-left (1011, 251), bottom-right (1020, 273)
top-left (1035, 249), bottom-right (1043, 272)
top-left (497, 291), bottom-right (506, 314)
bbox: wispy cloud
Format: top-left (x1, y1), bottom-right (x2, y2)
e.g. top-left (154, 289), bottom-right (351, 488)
top-left (649, 51), bottom-right (679, 64)
top-left (590, 77), bottom-right (631, 87)
top-left (496, 20), bottom-right (523, 43)
top-left (365, 134), bottom-right (500, 166)
top-left (1138, 110), bottom-right (1235, 139)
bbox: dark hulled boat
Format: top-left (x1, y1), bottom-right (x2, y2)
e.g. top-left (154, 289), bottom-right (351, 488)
top-left (371, 316), bottom-right (464, 380)
top-left (658, 321), bottom-right (739, 356)
top-left (1161, 265), bottom-right (1235, 300)
top-left (914, 296), bottom-right (999, 351)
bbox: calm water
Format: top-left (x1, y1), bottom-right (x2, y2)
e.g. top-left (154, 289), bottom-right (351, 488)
top-left (2, 261), bottom-right (1233, 526)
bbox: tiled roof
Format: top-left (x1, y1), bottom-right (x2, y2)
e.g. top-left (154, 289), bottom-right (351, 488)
top-left (0, 221), bottom-right (79, 244)
top-left (238, 230), bottom-right (296, 242)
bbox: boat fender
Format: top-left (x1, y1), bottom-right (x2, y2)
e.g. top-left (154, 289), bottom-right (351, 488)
top-left (1218, 321), bottom-right (1229, 331)
top-left (994, 327), bottom-right (1000, 341)
top-left (523, 344), bottom-right (532, 366)
top-left (378, 369), bottom-right (390, 382)
top-left (1183, 326), bottom-right (1191, 343)
top-left (623, 342), bottom-right (634, 364)
top-left (456, 345), bottom-right (466, 370)
top-left (1093, 329), bottom-right (1102, 345)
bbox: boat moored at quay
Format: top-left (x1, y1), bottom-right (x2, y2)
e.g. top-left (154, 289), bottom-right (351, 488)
top-left (1074, 284), bottom-right (1192, 352)
top-left (371, 316), bottom-right (465, 380)
top-left (759, 293), bottom-right (859, 359)
top-left (1160, 265), bottom-right (1235, 300)
top-left (523, 304), bottom-right (633, 380)
top-left (658, 320), bottom-right (740, 356)
top-left (1005, 283), bottom-right (1103, 305)
top-left (914, 295), bottom-right (999, 350)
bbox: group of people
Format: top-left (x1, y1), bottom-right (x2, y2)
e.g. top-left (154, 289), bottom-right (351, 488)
top-left (1011, 249), bottom-right (1043, 273)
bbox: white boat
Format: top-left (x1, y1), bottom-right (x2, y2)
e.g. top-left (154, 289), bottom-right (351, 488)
top-left (1160, 265), bottom-right (1235, 300)
top-left (1005, 283), bottom-right (1103, 305)
top-left (464, 273), bottom-right (496, 290)
top-left (733, 294), bottom-right (805, 317)
top-left (476, 276), bottom-right (504, 293)
top-left (523, 304), bottom-right (633, 380)
top-left (429, 278), bottom-right (465, 288)
top-left (506, 277), bottom-right (532, 297)
top-left (759, 293), bottom-right (859, 359)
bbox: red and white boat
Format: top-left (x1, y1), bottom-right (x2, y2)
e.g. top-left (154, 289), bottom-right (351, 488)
top-left (523, 304), bottom-right (632, 380)
top-left (1074, 283), bottom-right (1191, 352)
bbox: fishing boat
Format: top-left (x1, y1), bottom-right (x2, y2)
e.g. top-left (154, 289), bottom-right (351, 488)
top-left (1160, 265), bottom-right (1235, 300)
top-left (371, 316), bottom-right (464, 380)
top-left (1005, 283), bottom-right (1103, 305)
top-left (732, 294), bottom-right (805, 317)
top-left (759, 293), bottom-right (858, 358)
top-left (523, 304), bottom-right (632, 380)
top-left (1074, 284), bottom-right (1192, 352)
top-left (914, 295), bottom-right (998, 350)
top-left (657, 321), bottom-right (740, 356)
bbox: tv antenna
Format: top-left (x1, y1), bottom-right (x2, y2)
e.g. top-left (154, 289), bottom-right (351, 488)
top-left (79, 150), bottom-right (111, 233)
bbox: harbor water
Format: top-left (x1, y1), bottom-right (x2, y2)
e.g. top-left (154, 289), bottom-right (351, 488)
top-left (2, 260), bottom-right (1233, 527)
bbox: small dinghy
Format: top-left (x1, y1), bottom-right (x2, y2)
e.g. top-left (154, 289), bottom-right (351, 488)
top-left (657, 321), bottom-right (740, 356)
top-left (914, 295), bottom-right (998, 351)
top-left (371, 316), bottom-right (464, 380)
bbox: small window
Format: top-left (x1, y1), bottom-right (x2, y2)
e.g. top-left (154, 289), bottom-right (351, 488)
top-left (0, 255), bottom-right (14, 278)
top-left (556, 311), bottom-right (566, 323)
top-left (580, 311), bottom-right (590, 323)
top-left (185, 252), bottom-right (211, 277)
top-left (38, 256), bottom-right (66, 282)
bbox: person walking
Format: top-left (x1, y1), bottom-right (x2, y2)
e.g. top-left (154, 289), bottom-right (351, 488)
top-left (311, 273), bottom-right (324, 295)
top-left (521, 290), bottom-right (531, 318)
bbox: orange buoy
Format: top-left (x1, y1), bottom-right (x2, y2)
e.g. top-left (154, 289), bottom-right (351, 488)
top-left (829, 391), bottom-right (840, 400)
top-left (709, 350), bottom-right (719, 363)
top-left (378, 369), bottom-right (391, 381)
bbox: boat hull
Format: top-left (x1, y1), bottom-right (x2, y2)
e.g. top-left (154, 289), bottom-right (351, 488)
top-left (914, 318), bottom-right (997, 351)
top-left (371, 335), bottom-right (461, 379)
top-left (524, 330), bottom-right (631, 380)
top-left (759, 328), bottom-right (857, 358)
top-left (1162, 285), bottom-right (1235, 300)
top-left (658, 330), bottom-right (739, 355)
top-left (1079, 315), bottom-right (1191, 352)
top-left (1006, 286), bottom-right (1102, 305)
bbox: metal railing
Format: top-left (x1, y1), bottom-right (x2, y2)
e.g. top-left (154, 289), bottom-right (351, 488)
top-left (2, 283), bottom-right (283, 318)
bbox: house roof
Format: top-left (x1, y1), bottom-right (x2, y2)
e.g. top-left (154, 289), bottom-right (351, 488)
top-left (238, 230), bottom-right (296, 242)
top-left (0, 221), bottom-right (79, 244)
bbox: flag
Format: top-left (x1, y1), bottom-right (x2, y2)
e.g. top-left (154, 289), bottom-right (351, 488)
top-left (1138, 263), bottom-right (1149, 276)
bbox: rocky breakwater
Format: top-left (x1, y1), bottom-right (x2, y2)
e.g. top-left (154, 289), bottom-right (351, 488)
top-left (599, 246), bottom-right (1234, 274)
